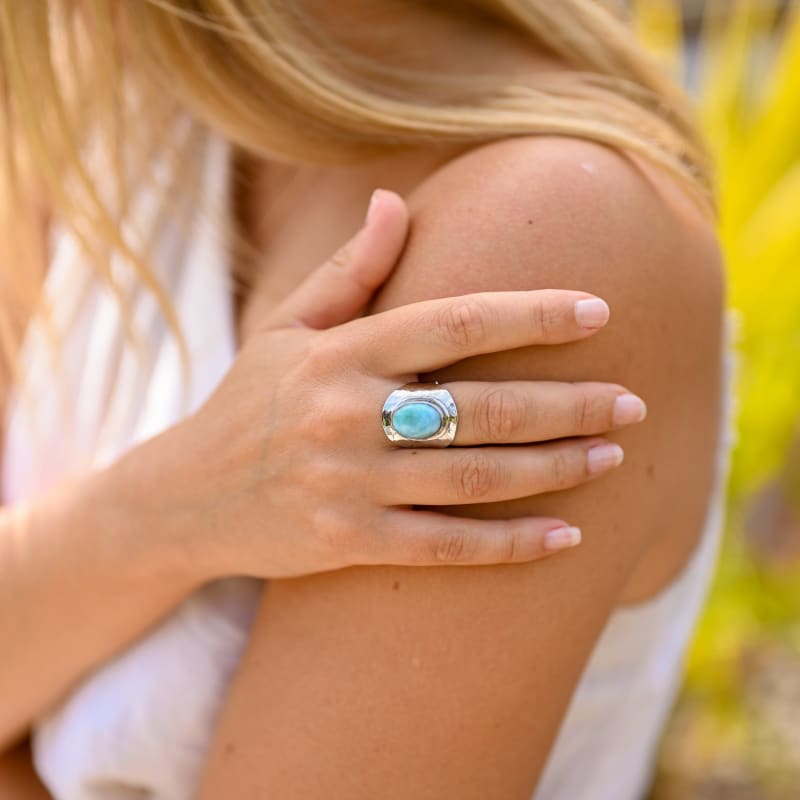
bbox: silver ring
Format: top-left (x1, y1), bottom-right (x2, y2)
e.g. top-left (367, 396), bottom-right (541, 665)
top-left (381, 382), bottom-right (458, 447)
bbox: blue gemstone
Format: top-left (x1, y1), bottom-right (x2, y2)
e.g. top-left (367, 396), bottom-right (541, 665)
top-left (392, 402), bottom-right (443, 440)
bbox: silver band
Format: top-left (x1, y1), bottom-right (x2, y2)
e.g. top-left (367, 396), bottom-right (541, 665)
top-left (381, 382), bottom-right (458, 447)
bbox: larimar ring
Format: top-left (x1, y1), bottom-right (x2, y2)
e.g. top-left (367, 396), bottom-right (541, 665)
top-left (381, 382), bottom-right (458, 447)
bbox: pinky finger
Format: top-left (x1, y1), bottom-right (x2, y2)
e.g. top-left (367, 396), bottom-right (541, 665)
top-left (365, 508), bottom-right (582, 566)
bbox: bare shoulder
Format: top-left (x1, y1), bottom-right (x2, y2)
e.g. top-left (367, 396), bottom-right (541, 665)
top-left (370, 134), bottom-right (727, 585)
top-left (376, 134), bottom-right (723, 322)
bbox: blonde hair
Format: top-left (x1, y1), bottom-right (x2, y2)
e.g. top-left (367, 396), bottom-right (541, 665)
top-left (0, 0), bottom-right (714, 388)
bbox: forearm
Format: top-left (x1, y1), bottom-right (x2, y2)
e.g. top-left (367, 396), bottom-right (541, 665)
top-left (0, 437), bottom-right (205, 750)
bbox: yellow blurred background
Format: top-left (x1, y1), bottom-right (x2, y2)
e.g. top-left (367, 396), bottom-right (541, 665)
top-left (631, 1), bottom-right (800, 797)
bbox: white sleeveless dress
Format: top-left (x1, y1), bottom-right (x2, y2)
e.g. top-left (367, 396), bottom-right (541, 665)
top-left (2, 131), bottom-right (738, 800)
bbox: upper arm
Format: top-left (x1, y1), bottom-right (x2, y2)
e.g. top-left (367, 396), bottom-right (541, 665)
top-left (370, 136), bottom-right (725, 571)
top-left (200, 137), bottom-right (726, 798)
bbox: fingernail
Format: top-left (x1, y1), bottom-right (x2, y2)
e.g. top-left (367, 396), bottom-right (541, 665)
top-left (544, 526), bottom-right (582, 552)
top-left (365, 189), bottom-right (383, 226)
top-left (612, 394), bottom-right (648, 426)
top-left (575, 298), bottom-right (610, 329)
top-left (587, 443), bottom-right (624, 474)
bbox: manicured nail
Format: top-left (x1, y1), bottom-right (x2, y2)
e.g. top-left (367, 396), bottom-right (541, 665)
top-left (365, 189), bottom-right (383, 226)
top-left (544, 526), bottom-right (582, 552)
top-left (587, 443), bottom-right (624, 474)
top-left (612, 394), bottom-right (648, 426)
top-left (575, 298), bottom-right (610, 329)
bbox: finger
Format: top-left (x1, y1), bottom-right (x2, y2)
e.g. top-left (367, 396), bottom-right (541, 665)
top-left (346, 289), bottom-right (611, 374)
top-left (438, 381), bottom-right (647, 445)
top-left (375, 438), bottom-right (624, 506)
top-left (263, 189), bottom-right (409, 330)
top-left (360, 508), bottom-right (582, 566)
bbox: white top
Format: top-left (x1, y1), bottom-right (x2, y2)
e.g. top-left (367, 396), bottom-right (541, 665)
top-left (2, 130), bottom-right (738, 800)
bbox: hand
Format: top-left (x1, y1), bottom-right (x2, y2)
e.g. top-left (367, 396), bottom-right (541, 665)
top-left (135, 190), bottom-right (647, 579)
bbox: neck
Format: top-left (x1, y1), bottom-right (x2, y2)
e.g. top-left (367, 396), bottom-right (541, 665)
top-left (236, 1), bottom-right (562, 284)
top-left (294, 0), bottom-right (544, 87)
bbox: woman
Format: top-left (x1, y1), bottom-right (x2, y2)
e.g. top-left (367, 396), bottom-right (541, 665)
top-left (0, 1), bottom-right (733, 798)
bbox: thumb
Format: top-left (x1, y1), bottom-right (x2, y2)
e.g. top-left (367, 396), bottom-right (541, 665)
top-left (264, 189), bottom-right (409, 330)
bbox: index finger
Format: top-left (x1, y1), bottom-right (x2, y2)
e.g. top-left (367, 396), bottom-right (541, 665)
top-left (347, 290), bottom-right (610, 374)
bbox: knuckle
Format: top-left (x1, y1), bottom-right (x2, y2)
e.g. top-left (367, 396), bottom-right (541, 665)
top-left (531, 298), bottom-right (548, 339)
top-left (307, 322), bottom-right (373, 377)
top-left (478, 387), bottom-right (527, 441)
top-left (310, 507), bottom-right (354, 553)
top-left (302, 332), bottom-right (333, 369)
top-left (574, 387), bottom-right (607, 433)
top-left (452, 453), bottom-right (503, 500)
top-left (501, 528), bottom-right (522, 563)
top-left (548, 449), bottom-right (575, 490)
top-left (306, 399), bottom-right (350, 450)
top-left (573, 389), bottom-right (593, 433)
top-left (438, 298), bottom-right (488, 348)
top-left (309, 412), bottom-right (344, 447)
top-left (435, 527), bottom-right (473, 563)
top-left (328, 243), bottom-right (354, 274)
top-left (314, 388), bottom-right (359, 441)
top-left (531, 297), bottom-right (561, 339)
top-left (305, 331), bottom-right (349, 371)
top-left (305, 459), bottom-right (341, 496)
top-left (503, 525), bottom-right (530, 564)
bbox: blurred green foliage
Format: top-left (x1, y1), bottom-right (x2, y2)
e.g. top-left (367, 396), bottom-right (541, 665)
top-left (634, 1), bottom-right (800, 796)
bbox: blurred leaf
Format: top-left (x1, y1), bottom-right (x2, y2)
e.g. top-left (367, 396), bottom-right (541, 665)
top-left (632, 0), bottom-right (685, 76)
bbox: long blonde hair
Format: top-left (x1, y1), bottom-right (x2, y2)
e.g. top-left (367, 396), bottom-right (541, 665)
top-left (0, 0), bottom-right (713, 388)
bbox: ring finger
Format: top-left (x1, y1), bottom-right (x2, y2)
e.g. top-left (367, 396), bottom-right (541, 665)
top-left (436, 380), bottom-right (647, 445)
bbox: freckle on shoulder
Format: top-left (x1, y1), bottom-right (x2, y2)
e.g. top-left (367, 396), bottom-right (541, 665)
top-left (411, 134), bottom-right (720, 277)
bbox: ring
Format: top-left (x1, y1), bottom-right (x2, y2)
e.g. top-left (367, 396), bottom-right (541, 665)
top-left (381, 382), bottom-right (458, 447)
